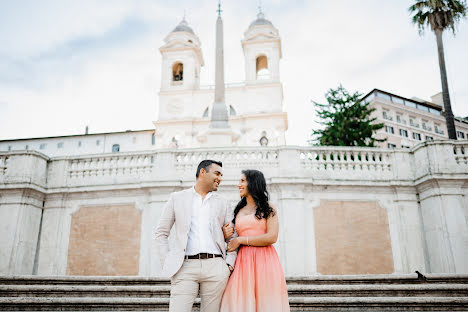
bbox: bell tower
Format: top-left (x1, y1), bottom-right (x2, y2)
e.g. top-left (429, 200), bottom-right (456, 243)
top-left (159, 18), bottom-right (204, 92)
top-left (158, 18), bottom-right (204, 121)
top-left (242, 9), bottom-right (282, 84)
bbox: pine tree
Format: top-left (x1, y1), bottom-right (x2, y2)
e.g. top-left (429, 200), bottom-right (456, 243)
top-left (311, 85), bottom-right (385, 147)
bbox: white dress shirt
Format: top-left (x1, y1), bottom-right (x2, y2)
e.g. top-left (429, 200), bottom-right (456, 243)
top-left (185, 187), bottom-right (220, 256)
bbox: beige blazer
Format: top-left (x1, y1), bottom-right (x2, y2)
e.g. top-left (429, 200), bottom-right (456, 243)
top-left (155, 188), bottom-right (237, 278)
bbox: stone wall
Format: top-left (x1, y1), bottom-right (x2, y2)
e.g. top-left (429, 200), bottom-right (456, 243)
top-left (0, 141), bottom-right (467, 276)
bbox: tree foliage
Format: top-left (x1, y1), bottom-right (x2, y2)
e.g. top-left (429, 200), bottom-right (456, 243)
top-left (409, 0), bottom-right (467, 140)
top-left (409, 0), bottom-right (467, 34)
top-left (311, 85), bottom-right (384, 147)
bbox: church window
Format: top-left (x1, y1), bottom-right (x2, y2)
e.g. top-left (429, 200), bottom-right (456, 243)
top-left (25, 145), bottom-right (29, 150)
top-left (172, 62), bottom-right (184, 81)
top-left (256, 55), bottom-right (269, 80)
top-left (151, 133), bottom-right (155, 145)
top-left (40, 143), bottom-right (46, 150)
top-left (229, 105), bottom-right (236, 116)
top-left (57, 142), bottom-right (64, 148)
top-left (112, 144), bottom-right (120, 152)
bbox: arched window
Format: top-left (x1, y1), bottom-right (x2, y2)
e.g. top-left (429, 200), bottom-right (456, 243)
top-left (112, 144), bottom-right (120, 152)
top-left (256, 55), bottom-right (270, 80)
top-left (172, 62), bottom-right (184, 81)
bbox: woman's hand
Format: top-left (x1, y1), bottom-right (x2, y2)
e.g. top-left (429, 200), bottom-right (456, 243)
top-left (227, 237), bottom-right (241, 252)
top-left (223, 223), bottom-right (234, 240)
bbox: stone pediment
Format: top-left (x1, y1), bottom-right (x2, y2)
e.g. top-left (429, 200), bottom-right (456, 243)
top-left (245, 33), bottom-right (277, 42)
top-left (161, 40), bottom-right (194, 50)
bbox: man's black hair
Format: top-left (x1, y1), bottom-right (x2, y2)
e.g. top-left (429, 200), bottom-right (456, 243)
top-left (196, 160), bottom-right (222, 179)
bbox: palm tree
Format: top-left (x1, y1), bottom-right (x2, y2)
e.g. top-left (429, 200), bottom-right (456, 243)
top-left (409, 0), bottom-right (467, 140)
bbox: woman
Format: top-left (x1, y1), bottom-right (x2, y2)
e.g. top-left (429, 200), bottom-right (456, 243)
top-left (220, 169), bottom-right (290, 312)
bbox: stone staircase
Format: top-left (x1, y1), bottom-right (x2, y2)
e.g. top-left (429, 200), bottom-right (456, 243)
top-left (0, 273), bottom-right (467, 311)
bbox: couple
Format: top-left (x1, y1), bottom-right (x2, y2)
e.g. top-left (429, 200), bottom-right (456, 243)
top-left (155, 160), bottom-right (290, 312)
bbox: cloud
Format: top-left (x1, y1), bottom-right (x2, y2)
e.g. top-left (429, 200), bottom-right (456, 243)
top-left (0, 0), bottom-right (467, 145)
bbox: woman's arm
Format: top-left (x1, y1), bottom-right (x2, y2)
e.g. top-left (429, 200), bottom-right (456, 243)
top-left (227, 205), bottom-right (279, 251)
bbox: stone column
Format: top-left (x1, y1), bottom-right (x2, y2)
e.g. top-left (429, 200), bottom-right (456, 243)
top-left (387, 187), bottom-right (427, 273)
top-left (277, 184), bottom-right (310, 275)
top-left (143, 188), bottom-right (177, 276)
top-left (418, 180), bottom-right (467, 273)
top-left (36, 194), bottom-right (72, 275)
top-left (0, 152), bottom-right (47, 275)
top-left (0, 190), bottom-right (44, 274)
top-left (413, 141), bottom-right (468, 273)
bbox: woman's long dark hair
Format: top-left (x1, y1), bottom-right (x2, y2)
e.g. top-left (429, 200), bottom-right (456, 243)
top-left (232, 169), bottom-right (275, 224)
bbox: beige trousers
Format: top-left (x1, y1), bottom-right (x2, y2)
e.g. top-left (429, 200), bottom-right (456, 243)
top-left (169, 257), bottom-right (230, 312)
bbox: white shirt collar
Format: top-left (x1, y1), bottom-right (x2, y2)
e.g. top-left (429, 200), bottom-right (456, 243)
top-left (192, 186), bottom-right (214, 200)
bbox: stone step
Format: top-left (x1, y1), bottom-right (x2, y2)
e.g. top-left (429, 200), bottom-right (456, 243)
top-left (1, 283), bottom-right (467, 298)
top-left (0, 296), bottom-right (467, 311)
top-left (1, 274), bottom-right (467, 311)
top-left (2, 273), bottom-right (467, 286)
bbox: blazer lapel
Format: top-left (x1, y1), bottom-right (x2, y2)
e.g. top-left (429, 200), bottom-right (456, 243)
top-left (183, 191), bottom-right (195, 229)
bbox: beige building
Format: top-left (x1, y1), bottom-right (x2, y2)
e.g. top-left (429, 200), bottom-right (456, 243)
top-left (364, 89), bottom-right (468, 148)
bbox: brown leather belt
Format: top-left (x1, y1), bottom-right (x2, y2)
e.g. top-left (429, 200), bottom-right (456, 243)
top-left (185, 253), bottom-right (222, 260)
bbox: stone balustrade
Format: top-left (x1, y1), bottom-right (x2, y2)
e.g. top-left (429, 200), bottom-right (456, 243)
top-left (1, 141), bottom-right (466, 188)
top-left (453, 142), bottom-right (468, 165)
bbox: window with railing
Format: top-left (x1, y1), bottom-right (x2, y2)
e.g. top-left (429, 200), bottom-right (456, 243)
top-left (426, 136), bottom-right (433, 141)
top-left (399, 129), bottom-right (408, 137)
top-left (422, 122), bottom-right (432, 131)
top-left (396, 115), bottom-right (407, 125)
top-left (409, 118), bottom-right (420, 128)
top-left (434, 125), bottom-right (444, 135)
top-left (385, 126), bottom-right (394, 134)
top-left (457, 131), bottom-right (465, 139)
top-left (387, 143), bottom-right (396, 148)
top-left (382, 111), bottom-right (393, 121)
top-left (413, 132), bottom-right (422, 141)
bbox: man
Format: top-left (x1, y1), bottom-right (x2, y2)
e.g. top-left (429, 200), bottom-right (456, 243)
top-left (155, 160), bottom-right (236, 312)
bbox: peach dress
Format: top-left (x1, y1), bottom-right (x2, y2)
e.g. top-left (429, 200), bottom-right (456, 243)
top-left (220, 214), bottom-right (290, 312)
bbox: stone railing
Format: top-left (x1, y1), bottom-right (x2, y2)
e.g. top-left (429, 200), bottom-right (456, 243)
top-left (299, 147), bottom-right (392, 172)
top-left (1, 141), bottom-right (467, 189)
top-left (67, 153), bottom-right (154, 180)
top-left (453, 142), bottom-right (468, 165)
top-left (174, 148), bottom-right (279, 173)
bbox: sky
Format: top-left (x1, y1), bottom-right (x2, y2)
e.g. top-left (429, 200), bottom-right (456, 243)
top-left (1, 0), bottom-right (467, 145)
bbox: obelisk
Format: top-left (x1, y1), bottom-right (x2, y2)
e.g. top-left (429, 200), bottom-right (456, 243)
top-left (209, 1), bottom-right (230, 129)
